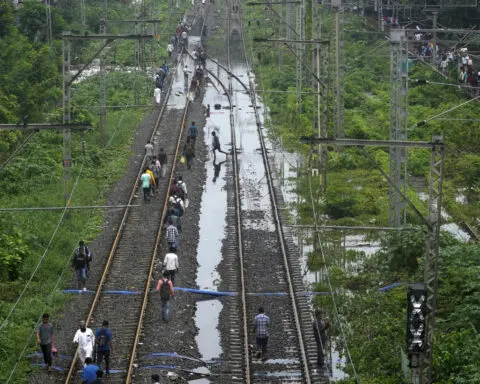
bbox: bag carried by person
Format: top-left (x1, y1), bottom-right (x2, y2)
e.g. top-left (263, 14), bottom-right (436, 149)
top-left (97, 329), bottom-right (108, 348)
top-left (160, 279), bottom-right (171, 300)
top-left (180, 155), bottom-right (186, 164)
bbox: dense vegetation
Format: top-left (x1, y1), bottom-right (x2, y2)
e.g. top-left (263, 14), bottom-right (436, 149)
top-left (0, 0), bottom-right (181, 381)
top-left (244, 2), bottom-right (480, 383)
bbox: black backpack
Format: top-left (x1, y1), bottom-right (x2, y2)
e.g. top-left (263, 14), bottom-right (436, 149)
top-left (160, 279), bottom-right (171, 300)
top-left (97, 329), bottom-right (108, 348)
top-left (75, 247), bottom-right (86, 267)
top-left (155, 75), bottom-right (162, 88)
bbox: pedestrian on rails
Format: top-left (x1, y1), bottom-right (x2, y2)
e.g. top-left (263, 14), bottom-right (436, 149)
top-left (313, 310), bottom-right (329, 368)
top-left (183, 137), bottom-right (196, 170)
top-left (183, 64), bottom-right (191, 90)
top-left (154, 87), bottom-right (161, 106)
top-left (141, 168), bottom-right (152, 203)
top-left (163, 247), bottom-right (179, 285)
top-left (151, 157), bottom-right (162, 186)
top-left (213, 158), bottom-right (226, 183)
top-left (188, 121), bottom-right (198, 144)
top-left (156, 272), bottom-right (175, 322)
top-left (166, 205), bottom-right (181, 232)
top-left (81, 357), bottom-right (99, 384)
top-left (170, 35), bottom-right (177, 50)
top-left (158, 149), bottom-right (168, 178)
top-left (151, 373), bottom-right (161, 384)
top-left (165, 219), bottom-right (179, 249)
top-left (253, 307), bottom-right (270, 360)
top-left (72, 240), bottom-right (91, 291)
top-left (95, 320), bottom-right (113, 376)
top-left (212, 131), bottom-right (229, 159)
top-left (145, 141), bottom-right (154, 163)
top-left (167, 42), bottom-right (174, 59)
top-left (36, 313), bottom-right (54, 372)
top-left (177, 176), bottom-right (188, 202)
top-left (146, 166), bottom-right (156, 196)
top-left (181, 29), bottom-right (188, 49)
top-left (169, 194), bottom-right (185, 217)
top-left (92, 370), bottom-right (104, 384)
top-left (73, 320), bottom-right (95, 366)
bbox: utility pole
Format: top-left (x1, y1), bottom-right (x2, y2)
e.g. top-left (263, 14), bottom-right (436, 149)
top-left (81, 0), bottom-right (86, 27)
top-left (295, 0), bottom-right (304, 112)
top-left (423, 134), bottom-right (445, 384)
top-left (331, 0), bottom-right (344, 140)
top-left (432, 10), bottom-right (439, 66)
top-left (99, 0), bottom-right (108, 146)
top-left (45, 0), bottom-right (53, 54)
top-left (62, 34), bottom-right (72, 209)
top-left (388, 30), bottom-right (408, 227)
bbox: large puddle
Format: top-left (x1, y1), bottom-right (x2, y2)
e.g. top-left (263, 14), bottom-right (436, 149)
top-left (193, 55), bottom-right (230, 369)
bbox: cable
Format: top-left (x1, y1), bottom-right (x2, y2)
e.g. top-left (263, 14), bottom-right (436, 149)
top-left (5, 246), bottom-right (76, 384)
top-left (0, 163), bottom-right (85, 333)
top-left (306, 170), bottom-right (360, 383)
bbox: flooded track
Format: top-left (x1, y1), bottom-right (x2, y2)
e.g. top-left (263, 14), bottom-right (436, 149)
top-left (200, 2), bottom-right (329, 382)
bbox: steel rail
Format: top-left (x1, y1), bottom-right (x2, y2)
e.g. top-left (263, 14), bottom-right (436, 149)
top-left (126, 6), bottom-right (206, 381)
top-left (236, 5), bottom-right (313, 383)
top-left (226, 7), bottom-right (252, 383)
top-left (64, 50), bottom-right (184, 384)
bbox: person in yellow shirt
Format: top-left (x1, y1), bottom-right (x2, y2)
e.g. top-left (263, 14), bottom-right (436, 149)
top-left (146, 167), bottom-right (156, 196)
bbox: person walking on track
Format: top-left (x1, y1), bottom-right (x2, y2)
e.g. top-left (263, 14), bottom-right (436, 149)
top-left (141, 168), bottom-right (152, 203)
top-left (163, 247), bottom-right (179, 285)
top-left (158, 149), bottom-right (168, 178)
top-left (36, 313), bottom-right (54, 372)
top-left (72, 240), bottom-right (91, 291)
top-left (313, 310), bottom-right (329, 368)
top-left (165, 219), bottom-right (179, 249)
top-left (145, 141), bottom-right (154, 163)
top-left (212, 131), bottom-right (229, 159)
top-left (95, 320), bottom-right (113, 376)
top-left (156, 273), bottom-right (175, 322)
top-left (188, 121), bottom-right (198, 144)
top-left (254, 307), bottom-right (270, 360)
top-left (73, 320), bottom-right (95, 366)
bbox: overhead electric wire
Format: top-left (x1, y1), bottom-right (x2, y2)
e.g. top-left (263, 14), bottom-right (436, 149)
top-left (306, 169), bottom-right (360, 383)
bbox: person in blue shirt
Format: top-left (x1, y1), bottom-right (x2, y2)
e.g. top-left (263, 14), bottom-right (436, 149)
top-left (95, 320), bottom-right (113, 376)
top-left (188, 121), bottom-right (198, 144)
top-left (82, 357), bottom-right (99, 384)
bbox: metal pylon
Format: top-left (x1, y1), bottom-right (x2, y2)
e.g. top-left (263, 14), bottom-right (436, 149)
top-left (423, 134), bottom-right (445, 384)
top-left (388, 30), bottom-right (408, 227)
top-left (296, 0), bottom-right (305, 112)
top-left (46, 0), bottom-right (53, 53)
top-left (62, 33), bottom-right (72, 209)
top-left (81, 0), bottom-right (86, 27)
top-left (331, 0), bottom-right (344, 140)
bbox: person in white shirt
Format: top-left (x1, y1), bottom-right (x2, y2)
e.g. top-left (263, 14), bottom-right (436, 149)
top-left (167, 43), bottom-right (174, 59)
top-left (73, 320), bottom-right (95, 366)
top-left (154, 88), bottom-right (161, 106)
top-left (163, 247), bottom-right (179, 285)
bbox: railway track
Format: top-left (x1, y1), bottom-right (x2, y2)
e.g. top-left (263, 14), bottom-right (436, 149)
top-left (64, 51), bottom-right (192, 384)
top-left (201, 1), bottom-right (326, 382)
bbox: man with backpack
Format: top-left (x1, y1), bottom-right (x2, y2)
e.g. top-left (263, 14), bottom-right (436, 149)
top-left (169, 179), bottom-right (182, 198)
top-left (163, 247), bottom-right (179, 285)
top-left (72, 240), bottom-right (91, 291)
top-left (169, 195), bottom-right (185, 217)
top-left (95, 320), bottom-right (113, 376)
top-left (156, 273), bottom-right (175, 322)
top-left (150, 158), bottom-right (161, 186)
top-left (177, 176), bottom-right (188, 202)
top-left (166, 207), bottom-right (181, 232)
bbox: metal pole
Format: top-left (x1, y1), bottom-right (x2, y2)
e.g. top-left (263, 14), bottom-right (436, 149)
top-left (62, 33), bottom-right (72, 212)
top-left (99, 1), bottom-right (108, 146)
top-left (388, 30), bottom-right (408, 227)
top-left (295, 0), bottom-right (304, 112)
top-left (432, 10), bottom-right (438, 67)
top-left (331, 0), bottom-right (344, 142)
top-left (423, 134), bottom-right (445, 383)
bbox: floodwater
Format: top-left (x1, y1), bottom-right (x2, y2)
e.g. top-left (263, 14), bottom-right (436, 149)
top-left (192, 45), bottom-right (231, 372)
